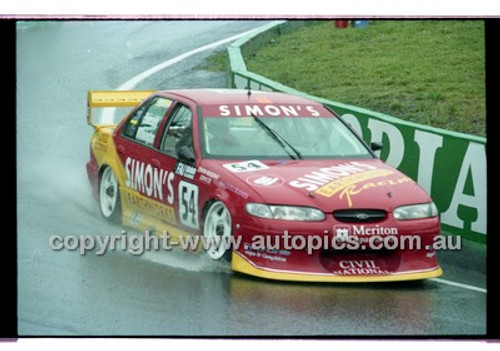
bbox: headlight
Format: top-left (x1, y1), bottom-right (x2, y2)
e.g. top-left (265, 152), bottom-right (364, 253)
top-left (393, 202), bottom-right (438, 220)
top-left (245, 203), bottom-right (325, 221)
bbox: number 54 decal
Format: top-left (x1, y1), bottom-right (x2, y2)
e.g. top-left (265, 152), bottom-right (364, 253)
top-left (223, 160), bottom-right (269, 173)
top-left (178, 181), bottom-right (199, 229)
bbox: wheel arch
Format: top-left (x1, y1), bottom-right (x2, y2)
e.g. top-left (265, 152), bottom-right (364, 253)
top-left (200, 196), bottom-right (238, 233)
top-left (98, 160), bottom-right (126, 189)
top-left (200, 197), bottom-right (219, 232)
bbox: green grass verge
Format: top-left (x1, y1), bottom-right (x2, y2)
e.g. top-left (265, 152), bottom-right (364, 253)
top-left (197, 49), bottom-right (227, 72)
top-left (244, 20), bottom-right (485, 136)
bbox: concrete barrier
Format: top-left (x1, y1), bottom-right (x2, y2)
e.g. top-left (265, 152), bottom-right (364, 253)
top-left (226, 20), bottom-right (487, 242)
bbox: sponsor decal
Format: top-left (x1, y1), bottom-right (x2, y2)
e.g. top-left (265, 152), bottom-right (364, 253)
top-left (125, 190), bottom-right (176, 224)
top-left (93, 133), bottom-right (110, 152)
top-left (267, 249), bottom-right (292, 256)
top-left (290, 162), bottom-right (398, 207)
top-left (223, 160), bottom-right (269, 173)
top-left (246, 174), bottom-right (284, 187)
top-left (197, 166), bottom-right (220, 180)
top-left (243, 243), bottom-right (290, 262)
top-left (178, 181), bottom-right (199, 230)
top-left (199, 174), bottom-right (212, 185)
top-left (334, 224), bottom-right (398, 238)
top-left (332, 260), bottom-right (390, 275)
top-left (334, 226), bottom-right (350, 242)
top-left (125, 157), bottom-right (175, 205)
top-left (174, 162), bottom-right (197, 180)
top-left (216, 104), bottom-right (321, 118)
top-left (218, 180), bottom-right (249, 199)
top-left (335, 176), bottom-right (413, 208)
top-left (315, 169), bottom-right (394, 198)
top-left (261, 253), bottom-right (287, 263)
top-left (353, 225), bottom-right (398, 235)
top-left (289, 161), bottom-right (378, 191)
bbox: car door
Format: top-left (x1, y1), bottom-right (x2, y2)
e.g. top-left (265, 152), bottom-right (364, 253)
top-left (114, 96), bottom-right (177, 226)
top-left (156, 102), bottom-right (200, 233)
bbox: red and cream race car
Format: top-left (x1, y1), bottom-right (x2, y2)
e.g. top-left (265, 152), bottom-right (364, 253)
top-left (86, 89), bottom-right (442, 282)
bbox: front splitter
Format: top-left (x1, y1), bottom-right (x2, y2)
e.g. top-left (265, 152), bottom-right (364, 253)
top-left (231, 251), bottom-right (443, 282)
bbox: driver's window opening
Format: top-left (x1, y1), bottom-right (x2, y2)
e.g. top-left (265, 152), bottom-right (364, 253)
top-left (161, 104), bottom-right (193, 157)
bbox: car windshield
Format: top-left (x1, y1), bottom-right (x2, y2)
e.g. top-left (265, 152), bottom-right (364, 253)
top-left (200, 115), bottom-right (373, 159)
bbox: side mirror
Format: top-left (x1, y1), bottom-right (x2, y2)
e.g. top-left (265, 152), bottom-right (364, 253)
top-left (177, 145), bottom-right (195, 164)
top-left (370, 142), bottom-right (383, 152)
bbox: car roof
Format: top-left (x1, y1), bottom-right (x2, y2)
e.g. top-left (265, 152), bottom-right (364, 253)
top-left (156, 88), bottom-right (322, 106)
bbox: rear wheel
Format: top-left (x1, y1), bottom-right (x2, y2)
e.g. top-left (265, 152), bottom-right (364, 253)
top-left (99, 166), bottom-right (121, 223)
top-left (203, 201), bottom-right (233, 261)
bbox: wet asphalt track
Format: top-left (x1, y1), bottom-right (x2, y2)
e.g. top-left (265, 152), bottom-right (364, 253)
top-left (17, 20), bottom-right (486, 336)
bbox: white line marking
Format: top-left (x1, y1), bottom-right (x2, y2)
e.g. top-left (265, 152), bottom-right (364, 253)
top-left (101, 24), bottom-right (270, 124)
top-left (430, 278), bottom-right (487, 293)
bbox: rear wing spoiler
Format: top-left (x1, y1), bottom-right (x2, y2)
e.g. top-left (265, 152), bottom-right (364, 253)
top-left (87, 90), bottom-right (155, 128)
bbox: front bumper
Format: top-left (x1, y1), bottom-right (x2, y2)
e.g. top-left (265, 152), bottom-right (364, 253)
top-left (232, 250), bottom-right (442, 282)
top-left (230, 215), bottom-right (442, 282)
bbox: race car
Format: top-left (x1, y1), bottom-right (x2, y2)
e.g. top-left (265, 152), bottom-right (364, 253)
top-left (86, 88), bottom-right (442, 282)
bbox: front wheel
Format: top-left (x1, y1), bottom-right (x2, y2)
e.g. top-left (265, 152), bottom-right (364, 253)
top-left (203, 201), bottom-right (233, 261)
top-left (99, 166), bottom-right (122, 223)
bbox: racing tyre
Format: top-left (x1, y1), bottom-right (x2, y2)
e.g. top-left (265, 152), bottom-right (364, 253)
top-left (203, 201), bottom-right (233, 262)
top-left (99, 166), bottom-right (122, 223)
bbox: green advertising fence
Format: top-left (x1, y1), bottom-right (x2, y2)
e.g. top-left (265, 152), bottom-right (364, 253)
top-left (226, 21), bottom-right (487, 243)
